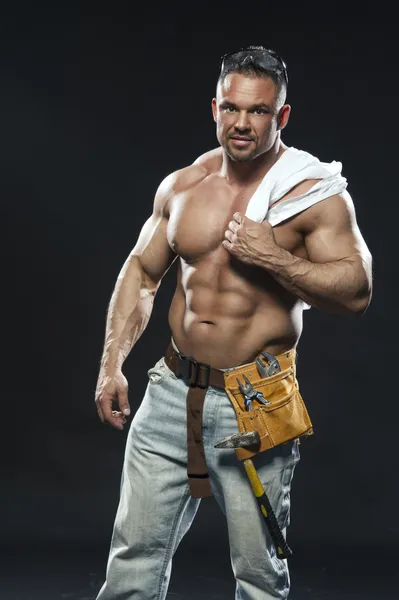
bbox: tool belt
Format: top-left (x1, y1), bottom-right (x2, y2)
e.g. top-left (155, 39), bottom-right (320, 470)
top-left (164, 341), bottom-right (313, 498)
top-left (222, 348), bottom-right (313, 460)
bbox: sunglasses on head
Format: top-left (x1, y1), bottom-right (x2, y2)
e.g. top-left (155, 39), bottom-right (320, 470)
top-left (220, 47), bottom-right (288, 85)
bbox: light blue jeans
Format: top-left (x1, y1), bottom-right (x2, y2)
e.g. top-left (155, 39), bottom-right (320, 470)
top-left (96, 353), bottom-right (301, 600)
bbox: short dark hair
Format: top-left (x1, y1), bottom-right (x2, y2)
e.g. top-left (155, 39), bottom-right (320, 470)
top-left (218, 45), bottom-right (288, 98)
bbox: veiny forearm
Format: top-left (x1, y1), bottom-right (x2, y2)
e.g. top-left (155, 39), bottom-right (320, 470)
top-left (100, 255), bottom-right (156, 374)
top-left (254, 246), bottom-right (371, 315)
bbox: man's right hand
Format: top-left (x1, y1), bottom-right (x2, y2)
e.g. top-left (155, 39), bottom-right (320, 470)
top-left (95, 370), bottom-right (130, 431)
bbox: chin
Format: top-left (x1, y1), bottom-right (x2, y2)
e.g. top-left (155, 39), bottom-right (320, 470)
top-left (227, 149), bottom-right (257, 163)
top-left (225, 143), bottom-right (257, 163)
top-left (235, 155), bottom-right (255, 163)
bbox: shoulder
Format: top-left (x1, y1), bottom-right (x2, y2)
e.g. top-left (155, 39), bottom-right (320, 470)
top-left (192, 147), bottom-right (223, 171)
top-left (153, 162), bottom-right (211, 217)
top-left (160, 163), bottom-right (210, 195)
top-left (294, 190), bottom-right (356, 235)
top-left (154, 147), bottom-right (222, 211)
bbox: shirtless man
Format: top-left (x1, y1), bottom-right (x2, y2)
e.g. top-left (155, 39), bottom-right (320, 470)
top-left (94, 47), bottom-right (372, 600)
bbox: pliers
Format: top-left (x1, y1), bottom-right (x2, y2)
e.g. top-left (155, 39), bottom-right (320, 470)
top-left (236, 374), bottom-right (271, 411)
top-left (236, 352), bottom-right (281, 411)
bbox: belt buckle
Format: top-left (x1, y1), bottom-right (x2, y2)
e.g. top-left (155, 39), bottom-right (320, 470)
top-left (197, 361), bottom-right (210, 389)
top-left (177, 354), bottom-right (196, 386)
top-left (177, 354), bottom-right (210, 388)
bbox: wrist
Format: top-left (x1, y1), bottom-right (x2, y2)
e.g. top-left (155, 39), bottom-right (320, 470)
top-left (100, 351), bottom-right (123, 376)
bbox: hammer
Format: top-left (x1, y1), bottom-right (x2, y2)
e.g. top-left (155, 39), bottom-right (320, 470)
top-left (215, 430), bottom-right (293, 560)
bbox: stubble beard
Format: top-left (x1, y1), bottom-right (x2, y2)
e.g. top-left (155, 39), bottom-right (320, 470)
top-left (225, 140), bottom-right (258, 163)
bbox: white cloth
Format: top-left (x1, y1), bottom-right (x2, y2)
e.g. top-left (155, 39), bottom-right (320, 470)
top-left (245, 146), bottom-right (348, 309)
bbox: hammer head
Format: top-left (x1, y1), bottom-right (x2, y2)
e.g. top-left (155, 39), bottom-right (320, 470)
top-left (214, 430), bottom-right (261, 450)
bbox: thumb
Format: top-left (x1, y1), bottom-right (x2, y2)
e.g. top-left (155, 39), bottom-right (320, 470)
top-left (118, 388), bottom-right (130, 416)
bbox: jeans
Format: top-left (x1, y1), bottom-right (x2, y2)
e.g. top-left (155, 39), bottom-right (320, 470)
top-left (95, 354), bottom-right (301, 600)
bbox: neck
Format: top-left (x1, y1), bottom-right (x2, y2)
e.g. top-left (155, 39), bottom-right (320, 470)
top-left (221, 138), bottom-right (287, 187)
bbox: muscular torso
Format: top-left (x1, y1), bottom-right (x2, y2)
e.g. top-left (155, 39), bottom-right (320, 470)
top-left (166, 148), bottom-right (311, 369)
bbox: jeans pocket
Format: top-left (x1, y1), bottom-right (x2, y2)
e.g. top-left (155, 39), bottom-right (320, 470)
top-left (147, 357), bottom-right (173, 385)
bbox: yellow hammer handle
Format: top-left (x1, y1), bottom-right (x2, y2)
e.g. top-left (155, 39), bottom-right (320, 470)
top-left (243, 458), bottom-right (293, 560)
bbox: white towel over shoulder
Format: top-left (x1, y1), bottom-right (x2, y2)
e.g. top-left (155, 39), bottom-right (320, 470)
top-left (245, 146), bottom-right (347, 224)
top-left (245, 146), bottom-right (348, 309)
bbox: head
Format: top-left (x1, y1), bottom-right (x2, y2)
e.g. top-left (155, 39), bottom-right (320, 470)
top-left (212, 46), bottom-right (291, 163)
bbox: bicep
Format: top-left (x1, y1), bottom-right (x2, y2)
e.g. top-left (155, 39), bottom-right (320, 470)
top-left (302, 191), bottom-right (372, 272)
top-left (132, 215), bottom-right (177, 287)
top-left (130, 179), bottom-right (178, 289)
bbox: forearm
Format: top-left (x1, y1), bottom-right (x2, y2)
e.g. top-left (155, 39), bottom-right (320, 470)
top-left (254, 246), bottom-right (371, 315)
top-left (100, 255), bottom-right (156, 374)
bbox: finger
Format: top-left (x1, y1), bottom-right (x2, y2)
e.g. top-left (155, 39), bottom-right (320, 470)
top-left (112, 410), bottom-right (127, 420)
top-left (225, 230), bottom-right (233, 241)
top-left (222, 240), bottom-right (232, 251)
top-left (106, 413), bottom-right (125, 431)
top-left (118, 389), bottom-right (131, 416)
top-left (112, 410), bottom-right (127, 425)
top-left (113, 413), bottom-right (127, 428)
top-left (99, 396), bottom-right (125, 429)
top-left (95, 397), bottom-right (105, 422)
top-left (233, 212), bottom-right (242, 223)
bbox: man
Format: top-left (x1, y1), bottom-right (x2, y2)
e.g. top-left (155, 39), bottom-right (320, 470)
top-left (94, 46), bottom-right (372, 599)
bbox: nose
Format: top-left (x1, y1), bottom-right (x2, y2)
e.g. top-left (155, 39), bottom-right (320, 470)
top-left (234, 110), bottom-right (251, 132)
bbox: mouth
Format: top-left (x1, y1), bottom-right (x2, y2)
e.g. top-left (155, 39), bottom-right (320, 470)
top-left (230, 137), bottom-right (253, 147)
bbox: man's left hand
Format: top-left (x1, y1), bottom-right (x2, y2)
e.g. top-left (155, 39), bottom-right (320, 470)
top-left (222, 212), bottom-right (278, 265)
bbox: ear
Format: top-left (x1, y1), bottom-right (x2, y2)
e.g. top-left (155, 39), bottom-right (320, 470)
top-left (211, 98), bottom-right (217, 123)
top-left (277, 104), bottom-right (291, 130)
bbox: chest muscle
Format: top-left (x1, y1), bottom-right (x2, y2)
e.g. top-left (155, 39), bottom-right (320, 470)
top-left (167, 182), bottom-right (306, 264)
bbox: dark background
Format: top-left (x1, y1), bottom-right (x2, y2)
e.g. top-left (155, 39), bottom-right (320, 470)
top-left (2, 1), bottom-right (398, 598)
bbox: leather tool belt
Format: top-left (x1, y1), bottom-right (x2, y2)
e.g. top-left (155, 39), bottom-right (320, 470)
top-left (164, 341), bottom-right (313, 498)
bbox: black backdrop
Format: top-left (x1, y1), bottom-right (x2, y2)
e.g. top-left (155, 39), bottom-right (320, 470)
top-left (2, 0), bottom-right (398, 595)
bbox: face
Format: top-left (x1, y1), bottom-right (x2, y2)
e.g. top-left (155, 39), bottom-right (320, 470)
top-left (212, 73), bottom-right (290, 163)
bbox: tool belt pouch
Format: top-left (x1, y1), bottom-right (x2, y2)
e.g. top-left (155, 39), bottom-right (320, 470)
top-left (223, 364), bottom-right (314, 461)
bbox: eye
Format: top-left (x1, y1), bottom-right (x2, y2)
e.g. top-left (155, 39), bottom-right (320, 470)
top-left (253, 108), bottom-right (268, 115)
top-left (224, 106), bottom-right (236, 113)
